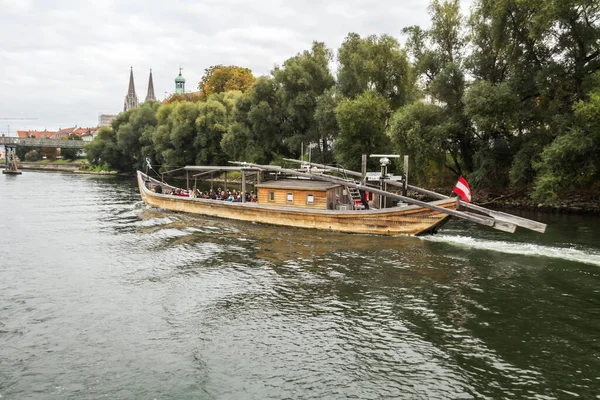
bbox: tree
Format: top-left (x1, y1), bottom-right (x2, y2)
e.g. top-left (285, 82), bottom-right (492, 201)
top-left (313, 87), bottom-right (339, 163)
top-left (221, 77), bottom-right (284, 163)
top-left (152, 101), bottom-right (202, 170)
top-left (333, 91), bottom-right (391, 171)
top-left (533, 72), bottom-right (600, 200)
top-left (85, 127), bottom-right (122, 170)
top-left (463, 81), bottom-right (522, 189)
top-left (163, 92), bottom-right (203, 104)
top-left (198, 65), bottom-right (255, 100)
top-left (41, 147), bottom-right (58, 161)
top-left (337, 33), bottom-right (413, 110)
top-left (391, 101), bottom-right (455, 185)
top-left (194, 91), bottom-right (242, 165)
top-left (24, 149), bottom-right (41, 161)
top-left (402, 0), bottom-right (475, 176)
top-left (117, 101), bottom-right (160, 171)
top-left (274, 41), bottom-right (336, 159)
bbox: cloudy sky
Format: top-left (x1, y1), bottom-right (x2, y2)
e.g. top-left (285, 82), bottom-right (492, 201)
top-left (0, 0), bottom-right (473, 134)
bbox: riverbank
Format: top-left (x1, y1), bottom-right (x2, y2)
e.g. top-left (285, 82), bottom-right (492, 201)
top-left (0, 161), bottom-right (120, 175)
top-left (473, 191), bottom-right (600, 214)
top-left (17, 161), bottom-right (84, 172)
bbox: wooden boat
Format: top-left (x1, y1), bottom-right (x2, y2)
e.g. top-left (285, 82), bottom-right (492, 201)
top-left (137, 171), bottom-right (458, 236)
top-left (137, 159), bottom-right (546, 236)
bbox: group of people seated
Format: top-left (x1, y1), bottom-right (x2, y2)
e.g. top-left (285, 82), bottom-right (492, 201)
top-left (153, 184), bottom-right (257, 202)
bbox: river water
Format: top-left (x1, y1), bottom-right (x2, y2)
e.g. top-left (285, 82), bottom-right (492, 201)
top-left (1, 171), bottom-right (599, 399)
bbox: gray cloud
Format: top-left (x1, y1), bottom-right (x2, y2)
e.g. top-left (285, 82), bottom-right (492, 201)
top-left (0, 0), bottom-right (473, 132)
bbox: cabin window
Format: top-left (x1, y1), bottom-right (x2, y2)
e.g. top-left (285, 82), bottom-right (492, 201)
top-left (306, 194), bottom-right (314, 205)
top-left (287, 193), bottom-right (293, 203)
top-left (269, 191), bottom-right (275, 202)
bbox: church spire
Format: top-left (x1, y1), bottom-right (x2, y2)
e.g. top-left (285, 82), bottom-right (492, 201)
top-left (124, 66), bottom-right (139, 112)
top-left (145, 69), bottom-right (156, 102)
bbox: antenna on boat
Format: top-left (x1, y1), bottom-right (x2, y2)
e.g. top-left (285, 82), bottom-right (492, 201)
top-left (370, 155), bottom-right (400, 208)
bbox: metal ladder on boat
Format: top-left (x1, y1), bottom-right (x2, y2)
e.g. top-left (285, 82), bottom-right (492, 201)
top-left (338, 168), bottom-right (365, 210)
top-left (346, 186), bottom-right (364, 210)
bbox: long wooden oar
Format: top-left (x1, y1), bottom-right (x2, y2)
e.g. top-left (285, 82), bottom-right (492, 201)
top-left (404, 185), bottom-right (546, 233)
top-left (282, 158), bottom-right (545, 233)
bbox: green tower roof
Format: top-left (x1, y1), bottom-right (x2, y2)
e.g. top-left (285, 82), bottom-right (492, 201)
top-left (175, 68), bottom-right (185, 83)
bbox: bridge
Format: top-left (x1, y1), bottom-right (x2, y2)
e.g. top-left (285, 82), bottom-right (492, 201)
top-left (0, 137), bottom-right (86, 149)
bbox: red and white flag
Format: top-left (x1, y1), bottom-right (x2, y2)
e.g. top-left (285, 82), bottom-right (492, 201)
top-left (453, 176), bottom-right (471, 202)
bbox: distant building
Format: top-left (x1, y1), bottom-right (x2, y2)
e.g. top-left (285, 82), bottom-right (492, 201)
top-left (145, 69), bottom-right (156, 102)
top-left (175, 68), bottom-right (185, 95)
top-left (54, 126), bottom-right (77, 139)
top-left (17, 129), bottom-right (57, 139)
top-left (81, 128), bottom-right (98, 142)
top-left (161, 68), bottom-right (196, 104)
top-left (123, 67), bottom-right (139, 112)
top-left (17, 127), bottom-right (98, 140)
top-left (99, 114), bottom-right (118, 127)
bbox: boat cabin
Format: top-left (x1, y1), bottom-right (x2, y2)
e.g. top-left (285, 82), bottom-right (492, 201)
top-left (256, 179), bottom-right (345, 210)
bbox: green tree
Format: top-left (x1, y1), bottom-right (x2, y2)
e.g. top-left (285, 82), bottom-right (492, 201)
top-left (85, 127), bottom-right (122, 170)
top-left (463, 81), bottom-right (523, 189)
top-left (401, 0), bottom-right (476, 175)
top-left (152, 101), bottom-right (201, 171)
top-left (533, 72), bottom-right (600, 200)
top-left (24, 149), bottom-right (41, 161)
top-left (221, 77), bottom-right (284, 163)
top-left (337, 33), bottom-right (413, 110)
top-left (194, 91), bottom-right (242, 165)
top-left (391, 101), bottom-right (455, 185)
top-left (117, 101), bottom-right (160, 171)
top-left (164, 92), bottom-right (203, 104)
top-left (313, 87), bottom-right (339, 163)
top-left (274, 41), bottom-right (336, 159)
top-left (333, 91), bottom-right (391, 171)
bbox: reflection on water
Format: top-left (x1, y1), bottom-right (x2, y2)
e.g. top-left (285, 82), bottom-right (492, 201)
top-left (1, 172), bottom-right (599, 399)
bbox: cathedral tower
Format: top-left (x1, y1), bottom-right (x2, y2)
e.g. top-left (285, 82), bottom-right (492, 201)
top-left (145, 69), bottom-right (156, 102)
top-left (124, 67), bottom-right (139, 111)
top-left (175, 68), bottom-right (185, 95)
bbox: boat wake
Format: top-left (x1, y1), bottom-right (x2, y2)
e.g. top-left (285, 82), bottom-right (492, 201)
top-left (421, 234), bottom-right (600, 267)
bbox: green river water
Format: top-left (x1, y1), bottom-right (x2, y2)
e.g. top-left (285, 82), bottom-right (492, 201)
top-left (1, 171), bottom-right (599, 399)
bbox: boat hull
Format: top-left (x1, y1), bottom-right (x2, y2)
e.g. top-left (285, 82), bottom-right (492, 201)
top-left (137, 171), bottom-right (456, 236)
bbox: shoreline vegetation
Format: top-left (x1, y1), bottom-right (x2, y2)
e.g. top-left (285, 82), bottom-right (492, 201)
top-left (4, 160), bottom-right (599, 214)
top-left (11, 0), bottom-right (600, 214)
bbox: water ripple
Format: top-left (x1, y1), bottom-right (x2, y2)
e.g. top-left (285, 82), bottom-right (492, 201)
top-left (1, 173), bottom-right (599, 399)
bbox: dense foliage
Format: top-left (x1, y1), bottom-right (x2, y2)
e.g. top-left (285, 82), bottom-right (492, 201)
top-left (86, 0), bottom-right (600, 201)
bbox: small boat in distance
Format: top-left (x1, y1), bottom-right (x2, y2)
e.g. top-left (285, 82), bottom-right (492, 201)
top-left (136, 158), bottom-right (546, 236)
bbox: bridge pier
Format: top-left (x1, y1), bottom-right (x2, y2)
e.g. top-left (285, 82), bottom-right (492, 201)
top-left (3, 145), bottom-right (22, 174)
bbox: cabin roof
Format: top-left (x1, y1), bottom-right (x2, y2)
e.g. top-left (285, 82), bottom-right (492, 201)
top-left (183, 165), bottom-right (262, 172)
top-left (256, 179), bottom-right (340, 190)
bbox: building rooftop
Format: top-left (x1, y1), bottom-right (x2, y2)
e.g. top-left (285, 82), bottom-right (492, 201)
top-left (256, 179), bottom-right (340, 190)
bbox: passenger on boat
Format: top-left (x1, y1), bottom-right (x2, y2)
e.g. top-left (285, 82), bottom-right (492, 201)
top-left (154, 184), bottom-right (162, 194)
top-left (360, 190), bottom-right (370, 210)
